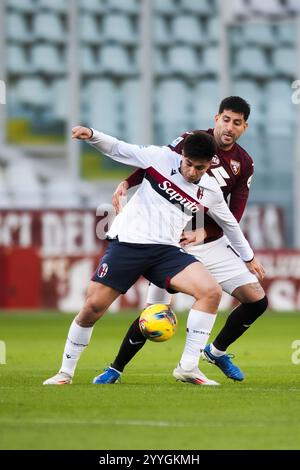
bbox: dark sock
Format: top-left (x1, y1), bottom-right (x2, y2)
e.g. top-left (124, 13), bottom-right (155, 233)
top-left (213, 296), bottom-right (268, 351)
top-left (111, 316), bottom-right (147, 372)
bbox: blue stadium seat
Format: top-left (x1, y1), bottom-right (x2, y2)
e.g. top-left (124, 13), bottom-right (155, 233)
top-left (80, 14), bottom-right (102, 44)
top-left (33, 12), bottom-right (66, 43)
top-left (81, 47), bottom-right (101, 75)
top-left (85, 79), bottom-right (121, 135)
top-left (0, 182), bottom-right (11, 208)
top-left (16, 77), bottom-right (51, 108)
top-left (7, 0), bottom-right (35, 13)
top-left (153, 0), bottom-right (177, 16)
top-left (102, 13), bottom-right (137, 45)
top-left (50, 79), bottom-right (68, 121)
top-left (206, 17), bottom-right (220, 45)
top-left (7, 13), bottom-right (32, 44)
top-left (276, 23), bottom-right (296, 47)
top-left (201, 46), bottom-right (220, 75)
top-left (272, 47), bottom-right (296, 77)
top-left (193, 80), bottom-right (220, 129)
top-left (32, 44), bottom-right (66, 75)
top-left (80, 0), bottom-right (106, 14)
top-left (100, 45), bottom-right (136, 76)
top-left (6, 45), bottom-right (30, 74)
top-left (120, 79), bottom-right (144, 144)
top-left (180, 0), bottom-right (215, 16)
top-left (233, 79), bottom-right (264, 127)
top-left (232, 0), bottom-right (250, 17)
top-left (265, 79), bottom-right (295, 135)
top-left (286, 0), bottom-right (300, 13)
top-left (36, 0), bottom-right (67, 13)
top-left (172, 15), bottom-right (205, 45)
top-left (153, 16), bottom-right (172, 46)
top-left (168, 45), bottom-right (200, 77)
top-left (155, 79), bottom-right (193, 143)
top-left (243, 23), bottom-right (275, 47)
top-left (233, 46), bottom-right (271, 78)
top-left (107, 0), bottom-right (140, 14)
top-left (154, 48), bottom-right (170, 77)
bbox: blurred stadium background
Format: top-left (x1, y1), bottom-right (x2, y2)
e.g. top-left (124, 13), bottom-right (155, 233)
top-left (0, 0), bottom-right (300, 313)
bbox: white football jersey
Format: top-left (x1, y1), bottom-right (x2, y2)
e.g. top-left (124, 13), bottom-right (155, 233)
top-left (88, 130), bottom-right (254, 261)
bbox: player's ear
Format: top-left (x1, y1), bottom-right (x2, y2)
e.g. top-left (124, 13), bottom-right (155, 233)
top-left (214, 114), bottom-right (220, 123)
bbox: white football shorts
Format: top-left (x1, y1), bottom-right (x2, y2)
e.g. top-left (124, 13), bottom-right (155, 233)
top-left (146, 235), bottom-right (258, 304)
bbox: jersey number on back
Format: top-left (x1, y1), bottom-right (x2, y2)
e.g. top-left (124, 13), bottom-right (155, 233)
top-left (210, 167), bottom-right (231, 187)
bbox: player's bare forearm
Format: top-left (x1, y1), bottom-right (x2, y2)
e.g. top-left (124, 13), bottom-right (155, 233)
top-left (72, 126), bottom-right (93, 140)
top-left (180, 228), bottom-right (207, 247)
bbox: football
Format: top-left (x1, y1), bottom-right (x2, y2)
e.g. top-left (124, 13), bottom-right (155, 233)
top-left (139, 304), bottom-right (178, 342)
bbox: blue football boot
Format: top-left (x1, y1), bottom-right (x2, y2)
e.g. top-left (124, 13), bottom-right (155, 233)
top-left (203, 344), bottom-right (244, 381)
top-left (93, 366), bottom-right (121, 384)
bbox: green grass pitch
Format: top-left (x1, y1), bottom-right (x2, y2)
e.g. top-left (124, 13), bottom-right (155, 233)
top-left (0, 310), bottom-right (300, 450)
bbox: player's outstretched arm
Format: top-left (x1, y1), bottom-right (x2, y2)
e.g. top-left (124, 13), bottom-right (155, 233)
top-left (72, 126), bottom-right (93, 140)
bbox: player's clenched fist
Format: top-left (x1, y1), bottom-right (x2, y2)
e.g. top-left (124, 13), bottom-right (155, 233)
top-left (72, 126), bottom-right (93, 140)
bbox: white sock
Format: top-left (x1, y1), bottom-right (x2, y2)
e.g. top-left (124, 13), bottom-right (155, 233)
top-left (60, 319), bottom-right (94, 377)
top-left (180, 309), bottom-right (217, 370)
top-left (210, 344), bottom-right (226, 357)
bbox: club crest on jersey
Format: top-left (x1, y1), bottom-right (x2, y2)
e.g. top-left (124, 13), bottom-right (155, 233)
top-left (230, 160), bottom-right (241, 175)
top-left (211, 155), bottom-right (220, 166)
top-left (97, 263), bottom-right (108, 278)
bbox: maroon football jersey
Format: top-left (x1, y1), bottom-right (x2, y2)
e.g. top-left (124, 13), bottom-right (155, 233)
top-left (126, 129), bottom-right (254, 243)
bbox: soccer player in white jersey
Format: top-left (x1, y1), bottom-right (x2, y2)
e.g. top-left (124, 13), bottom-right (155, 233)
top-left (43, 127), bottom-right (264, 386)
top-left (97, 97), bottom-right (268, 385)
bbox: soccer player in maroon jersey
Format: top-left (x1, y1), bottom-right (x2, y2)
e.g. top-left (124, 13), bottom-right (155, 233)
top-left (96, 96), bottom-right (268, 385)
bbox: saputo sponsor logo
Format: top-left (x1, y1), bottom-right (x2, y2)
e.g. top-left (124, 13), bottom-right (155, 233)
top-left (158, 181), bottom-right (200, 213)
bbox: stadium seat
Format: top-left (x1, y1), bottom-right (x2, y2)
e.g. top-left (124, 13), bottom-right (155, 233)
top-left (168, 45), bottom-right (200, 77)
top-left (120, 79), bottom-right (145, 144)
top-left (172, 15), bottom-right (205, 45)
top-left (85, 79), bottom-right (121, 136)
top-left (102, 14), bottom-right (137, 45)
top-left (201, 46), bottom-right (220, 75)
top-left (153, 16), bottom-right (172, 46)
top-left (45, 178), bottom-right (81, 208)
top-left (243, 23), bottom-right (275, 47)
top-left (36, 0), bottom-right (67, 13)
top-left (206, 17), bottom-right (220, 45)
top-left (272, 47), bottom-right (296, 77)
top-left (33, 12), bottom-right (66, 43)
top-left (180, 0), bottom-right (215, 16)
top-left (7, 13), bottom-right (32, 43)
top-left (250, 0), bottom-right (285, 16)
top-left (276, 23), bottom-right (296, 47)
top-left (6, 161), bottom-right (43, 208)
top-left (100, 45), bottom-right (136, 76)
top-left (80, 14), bottom-right (102, 44)
top-left (16, 77), bottom-right (51, 108)
top-left (32, 44), bottom-right (66, 75)
top-left (80, 0), bottom-right (106, 14)
top-left (193, 80), bottom-right (220, 129)
top-left (7, 0), bottom-right (34, 13)
top-left (81, 47), bottom-right (101, 75)
top-left (50, 79), bottom-right (68, 121)
top-left (107, 0), bottom-right (140, 14)
top-left (6, 45), bottom-right (30, 75)
top-left (265, 79), bottom-right (295, 135)
top-left (155, 79), bottom-right (193, 143)
top-left (154, 48), bottom-right (171, 76)
top-left (233, 79), bottom-right (264, 126)
top-left (153, 0), bottom-right (177, 16)
top-left (233, 46), bottom-right (271, 78)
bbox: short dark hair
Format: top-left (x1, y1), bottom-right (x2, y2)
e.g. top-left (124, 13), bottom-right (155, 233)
top-left (183, 131), bottom-right (217, 162)
top-left (219, 96), bottom-right (251, 121)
